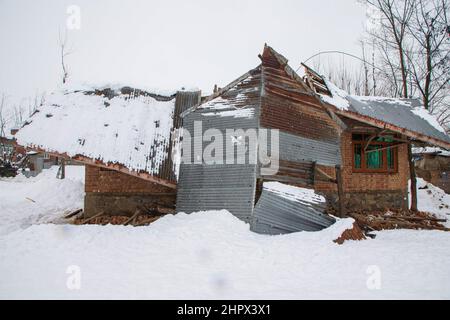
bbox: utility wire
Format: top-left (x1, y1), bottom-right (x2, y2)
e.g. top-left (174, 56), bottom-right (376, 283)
top-left (296, 50), bottom-right (385, 73)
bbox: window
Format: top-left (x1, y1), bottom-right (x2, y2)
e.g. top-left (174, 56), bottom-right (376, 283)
top-left (352, 133), bottom-right (398, 173)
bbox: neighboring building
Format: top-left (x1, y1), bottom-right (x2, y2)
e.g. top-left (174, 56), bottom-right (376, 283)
top-left (22, 151), bottom-right (60, 177)
top-left (177, 45), bottom-right (450, 234)
top-left (0, 129), bottom-right (27, 177)
top-left (14, 46), bottom-right (450, 235)
top-left (16, 84), bottom-right (200, 217)
top-left (413, 147), bottom-right (450, 194)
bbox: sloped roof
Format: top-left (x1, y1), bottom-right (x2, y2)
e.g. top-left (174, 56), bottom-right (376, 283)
top-left (15, 85), bottom-right (179, 186)
top-left (347, 96), bottom-right (450, 144)
top-left (302, 65), bottom-right (450, 148)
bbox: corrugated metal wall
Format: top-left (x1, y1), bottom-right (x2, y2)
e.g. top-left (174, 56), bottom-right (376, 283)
top-left (176, 68), bottom-right (261, 222)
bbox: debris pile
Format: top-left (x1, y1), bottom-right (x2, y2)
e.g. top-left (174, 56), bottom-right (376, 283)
top-left (333, 222), bottom-right (366, 244)
top-left (66, 208), bottom-right (170, 227)
top-left (348, 209), bottom-right (449, 232)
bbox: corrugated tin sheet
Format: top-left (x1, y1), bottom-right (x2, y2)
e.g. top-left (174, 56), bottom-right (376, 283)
top-left (262, 129), bottom-right (341, 167)
top-left (176, 164), bottom-right (257, 221)
top-left (176, 69), bottom-right (261, 221)
top-left (251, 182), bottom-right (335, 235)
top-left (347, 96), bottom-right (450, 144)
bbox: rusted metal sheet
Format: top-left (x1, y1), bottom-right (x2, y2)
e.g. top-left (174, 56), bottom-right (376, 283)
top-left (260, 60), bottom-right (341, 144)
top-left (262, 160), bottom-right (315, 187)
top-left (251, 182), bottom-right (335, 234)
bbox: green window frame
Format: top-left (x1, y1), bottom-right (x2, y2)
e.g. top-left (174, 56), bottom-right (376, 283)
top-left (352, 133), bottom-right (398, 173)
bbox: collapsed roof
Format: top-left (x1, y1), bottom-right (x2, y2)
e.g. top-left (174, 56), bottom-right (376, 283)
top-left (15, 84), bottom-right (200, 187)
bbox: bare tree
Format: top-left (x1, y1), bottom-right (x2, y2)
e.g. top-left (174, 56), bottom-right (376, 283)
top-left (58, 30), bottom-right (74, 84)
top-left (405, 0), bottom-right (449, 111)
top-left (0, 94), bottom-right (10, 164)
top-left (365, 0), bottom-right (416, 98)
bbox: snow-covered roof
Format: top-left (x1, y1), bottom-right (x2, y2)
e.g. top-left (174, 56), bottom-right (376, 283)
top-left (314, 76), bottom-right (450, 147)
top-left (15, 85), bottom-right (178, 182)
top-left (412, 146), bottom-right (450, 157)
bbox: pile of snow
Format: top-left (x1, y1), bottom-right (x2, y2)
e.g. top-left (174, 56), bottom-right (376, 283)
top-left (0, 166), bottom-right (84, 236)
top-left (320, 78), bottom-right (351, 111)
top-left (1, 208), bottom-right (450, 299)
top-left (411, 178), bottom-right (450, 228)
top-left (412, 146), bottom-right (450, 157)
top-left (15, 87), bottom-right (175, 175)
top-left (1, 168), bottom-right (450, 299)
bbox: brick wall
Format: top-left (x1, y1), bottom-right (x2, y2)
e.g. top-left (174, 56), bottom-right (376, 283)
top-left (315, 131), bottom-right (410, 211)
top-left (84, 165), bottom-right (176, 217)
top-left (340, 131), bottom-right (409, 192)
top-left (85, 165), bottom-right (173, 194)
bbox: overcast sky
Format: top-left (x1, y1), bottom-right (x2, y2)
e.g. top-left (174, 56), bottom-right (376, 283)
top-left (0, 0), bottom-right (367, 104)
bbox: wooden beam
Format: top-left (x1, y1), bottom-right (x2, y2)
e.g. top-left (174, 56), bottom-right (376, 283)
top-left (263, 175), bottom-right (313, 186)
top-left (335, 165), bottom-right (346, 218)
top-left (364, 143), bottom-right (405, 154)
top-left (315, 166), bottom-right (337, 183)
top-left (364, 129), bottom-right (387, 152)
top-left (82, 211), bottom-right (105, 224)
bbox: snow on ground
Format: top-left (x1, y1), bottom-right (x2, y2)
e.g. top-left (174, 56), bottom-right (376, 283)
top-left (0, 167), bottom-right (450, 299)
top-left (411, 178), bottom-right (450, 228)
top-left (0, 166), bottom-right (84, 236)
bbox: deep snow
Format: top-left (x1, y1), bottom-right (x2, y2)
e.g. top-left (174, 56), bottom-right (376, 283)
top-left (0, 166), bottom-right (450, 299)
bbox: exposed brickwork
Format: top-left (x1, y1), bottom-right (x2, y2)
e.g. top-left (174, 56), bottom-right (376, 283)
top-left (85, 165), bottom-right (173, 194)
top-left (315, 131), bottom-right (410, 211)
top-left (85, 193), bottom-right (175, 217)
top-left (84, 165), bottom-right (176, 217)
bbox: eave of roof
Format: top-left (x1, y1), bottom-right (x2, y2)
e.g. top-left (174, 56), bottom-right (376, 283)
top-left (23, 144), bottom-right (177, 189)
top-left (329, 105), bottom-right (450, 150)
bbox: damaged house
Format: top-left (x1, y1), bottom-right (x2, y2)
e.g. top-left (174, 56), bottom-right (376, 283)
top-left (15, 45), bottom-right (450, 235)
top-left (177, 45), bottom-right (450, 234)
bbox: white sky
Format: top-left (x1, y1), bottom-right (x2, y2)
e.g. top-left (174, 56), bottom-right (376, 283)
top-left (0, 0), bottom-right (367, 104)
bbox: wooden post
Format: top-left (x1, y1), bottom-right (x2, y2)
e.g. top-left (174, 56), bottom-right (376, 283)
top-left (335, 165), bottom-right (346, 218)
top-left (407, 143), bottom-right (418, 211)
top-left (60, 158), bottom-right (65, 179)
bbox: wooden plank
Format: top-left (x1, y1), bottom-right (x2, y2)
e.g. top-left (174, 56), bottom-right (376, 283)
top-left (82, 211), bottom-right (105, 224)
top-left (335, 165), bottom-right (346, 218)
top-left (263, 175), bottom-right (313, 186)
top-left (315, 167), bottom-right (337, 183)
top-left (364, 143), bottom-right (405, 154)
top-left (124, 209), bottom-right (141, 226)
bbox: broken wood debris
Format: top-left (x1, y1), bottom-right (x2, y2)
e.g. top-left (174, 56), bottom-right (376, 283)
top-left (348, 210), bottom-right (449, 232)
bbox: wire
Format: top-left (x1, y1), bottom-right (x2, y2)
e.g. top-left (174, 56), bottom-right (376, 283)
top-left (295, 50), bottom-right (385, 73)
